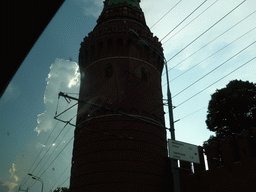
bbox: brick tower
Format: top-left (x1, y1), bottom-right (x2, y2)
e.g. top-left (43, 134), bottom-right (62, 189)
top-left (70, 0), bottom-right (169, 191)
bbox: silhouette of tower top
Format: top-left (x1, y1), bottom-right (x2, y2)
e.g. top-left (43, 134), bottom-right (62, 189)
top-left (105, 0), bottom-right (141, 8)
top-left (70, 1), bottom-right (169, 191)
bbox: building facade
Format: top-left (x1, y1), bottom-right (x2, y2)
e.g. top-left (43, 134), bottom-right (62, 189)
top-left (70, 0), bottom-right (170, 191)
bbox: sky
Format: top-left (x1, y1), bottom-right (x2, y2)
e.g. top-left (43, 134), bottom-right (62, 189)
top-left (0, 0), bottom-right (255, 191)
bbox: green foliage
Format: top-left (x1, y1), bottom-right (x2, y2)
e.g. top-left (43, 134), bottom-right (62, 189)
top-left (203, 135), bottom-right (216, 146)
top-left (53, 187), bottom-right (69, 192)
top-left (206, 80), bottom-right (256, 139)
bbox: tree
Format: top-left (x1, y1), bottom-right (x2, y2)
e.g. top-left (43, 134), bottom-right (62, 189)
top-left (53, 187), bottom-right (69, 192)
top-left (206, 80), bottom-right (256, 139)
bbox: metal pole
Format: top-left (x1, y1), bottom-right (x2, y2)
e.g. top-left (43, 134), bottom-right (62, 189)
top-left (127, 29), bottom-right (180, 192)
top-left (164, 60), bottom-right (180, 192)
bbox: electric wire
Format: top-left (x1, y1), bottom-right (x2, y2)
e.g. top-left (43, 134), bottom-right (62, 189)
top-left (24, 117), bottom-right (75, 188)
top-left (149, 25), bottom-right (255, 116)
top-left (172, 40), bottom-right (256, 98)
top-left (150, 0), bottom-right (183, 29)
top-left (164, 0), bottom-right (247, 65)
top-left (58, 176), bottom-right (70, 189)
top-left (175, 56), bottom-right (256, 108)
top-left (33, 120), bottom-right (73, 177)
top-left (161, 0), bottom-right (219, 46)
top-left (162, 10), bottom-right (256, 80)
top-left (54, 93), bottom-right (145, 141)
top-left (26, 100), bottom-right (76, 189)
top-left (150, 26), bottom-right (255, 118)
top-left (125, 0), bottom-right (249, 129)
top-left (28, 120), bottom-right (75, 189)
top-left (19, 100), bottom-right (72, 188)
top-left (160, 0), bottom-right (207, 42)
top-left (58, 92), bottom-right (170, 131)
top-left (109, 0), bottom-right (251, 136)
top-left (26, 76), bottom-right (168, 190)
top-left (27, 81), bottom-right (168, 190)
top-left (164, 23), bottom-right (256, 85)
top-left (147, 5), bottom-right (255, 117)
top-left (19, 120), bottom-right (61, 188)
top-left (178, 106), bottom-right (207, 121)
top-left (21, 2), bottom-right (254, 189)
top-left (29, 135), bottom-right (74, 190)
top-left (28, 52), bottom-right (255, 190)
top-left (50, 164), bottom-right (70, 191)
top-left (161, 38), bottom-right (255, 114)
top-left (29, 122), bottom-right (71, 174)
top-left (32, 91), bottom-right (164, 189)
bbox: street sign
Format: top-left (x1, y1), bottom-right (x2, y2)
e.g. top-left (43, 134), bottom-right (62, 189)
top-left (168, 139), bottom-right (200, 164)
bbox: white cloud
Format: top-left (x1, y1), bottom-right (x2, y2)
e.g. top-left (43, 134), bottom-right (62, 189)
top-left (34, 59), bottom-right (80, 134)
top-left (9, 164), bottom-right (19, 182)
top-left (2, 181), bottom-right (18, 192)
top-left (10, 59), bottom-right (78, 191)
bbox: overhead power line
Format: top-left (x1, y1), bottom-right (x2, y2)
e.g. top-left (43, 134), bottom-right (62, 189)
top-left (58, 176), bottom-right (70, 189)
top-left (19, 2), bottom-right (255, 190)
top-left (29, 121), bottom-right (72, 175)
top-left (162, 0), bottom-right (219, 45)
top-left (165, 0), bottom-right (247, 65)
top-left (178, 106), bottom-right (207, 121)
top-left (164, 24), bottom-right (256, 85)
top-left (19, 100), bottom-right (73, 189)
top-left (50, 164), bottom-right (70, 191)
top-left (19, 120), bottom-right (61, 189)
top-left (33, 121), bottom-right (73, 177)
top-left (160, 0), bottom-right (207, 42)
top-left (175, 56), bottom-right (256, 108)
top-left (21, 110), bottom-right (75, 189)
top-left (172, 40), bottom-right (256, 98)
top-left (29, 135), bottom-right (74, 190)
top-left (150, 0), bottom-right (183, 29)
top-left (150, 26), bottom-right (255, 116)
top-left (162, 10), bottom-right (256, 80)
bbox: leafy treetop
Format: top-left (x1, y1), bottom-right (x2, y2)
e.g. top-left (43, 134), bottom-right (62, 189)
top-left (53, 187), bottom-right (69, 192)
top-left (205, 79), bottom-right (256, 140)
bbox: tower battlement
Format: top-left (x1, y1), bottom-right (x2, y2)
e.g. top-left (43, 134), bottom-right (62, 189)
top-left (177, 128), bottom-right (256, 192)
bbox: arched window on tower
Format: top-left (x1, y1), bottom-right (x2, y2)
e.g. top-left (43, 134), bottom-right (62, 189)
top-left (105, 63), bottom-right (113, 78)
top-left (141, 67), bottom-right (148, 81)
top-left (117, 38), bottom-right (123, 56)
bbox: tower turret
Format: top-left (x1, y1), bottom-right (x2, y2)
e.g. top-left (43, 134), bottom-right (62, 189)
top-left (70, 1), bottom-right (169, 191)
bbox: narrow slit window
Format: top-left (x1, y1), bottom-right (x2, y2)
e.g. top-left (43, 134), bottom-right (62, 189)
top-left (105, 63), bottom-right (113, 78)
top-left (141, 67), bottom-right (148, 81)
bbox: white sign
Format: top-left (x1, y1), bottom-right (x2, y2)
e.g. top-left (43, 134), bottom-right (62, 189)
top-left (168, 139), bottom-right (200, 164)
